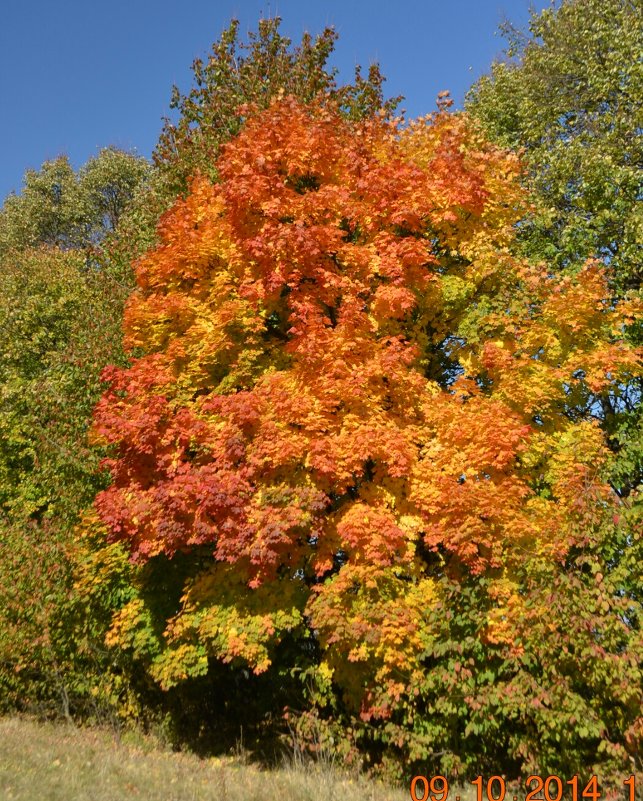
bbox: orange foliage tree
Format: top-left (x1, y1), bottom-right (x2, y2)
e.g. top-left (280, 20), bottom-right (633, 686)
top-left (88, 96), bottom-right (641, 780)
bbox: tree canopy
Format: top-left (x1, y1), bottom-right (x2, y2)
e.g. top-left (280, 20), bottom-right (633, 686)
top-left (155, 17), bottom-right (401, 194)
top-left (465, 0), bottom-right (642, 293)
top-left (0, 148), bottom-right (150, 257)
top-left (88, 95), bottom-right (641, 780)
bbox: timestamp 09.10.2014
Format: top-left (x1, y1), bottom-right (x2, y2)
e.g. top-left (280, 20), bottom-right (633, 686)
top-left (409, 775), bottom-right (638, 801)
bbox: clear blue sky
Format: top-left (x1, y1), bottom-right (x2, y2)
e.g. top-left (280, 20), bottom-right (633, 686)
top-left (0, 0), bottom-right (550, 203)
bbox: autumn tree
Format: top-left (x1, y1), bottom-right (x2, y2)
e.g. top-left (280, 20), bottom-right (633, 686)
top-left (87, 96), bottom-right (641, 780)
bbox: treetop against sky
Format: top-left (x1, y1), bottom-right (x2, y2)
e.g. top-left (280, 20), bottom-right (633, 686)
top-left (0, 0), bottom-right (550, 202)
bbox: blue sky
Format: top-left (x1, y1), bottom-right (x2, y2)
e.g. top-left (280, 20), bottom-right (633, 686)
top-left (0, 0), bottom-right (551, 203)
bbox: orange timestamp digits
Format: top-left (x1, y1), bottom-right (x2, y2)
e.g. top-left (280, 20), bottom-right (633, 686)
top-left (409, 774), bottom-right (637, 801)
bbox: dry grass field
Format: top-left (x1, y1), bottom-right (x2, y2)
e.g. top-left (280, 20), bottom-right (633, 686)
top-left (0, 716), bottom-right (432, 801)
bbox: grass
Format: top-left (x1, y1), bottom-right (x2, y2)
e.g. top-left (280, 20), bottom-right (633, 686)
top-left (0, 715), bottom-right (419, 801)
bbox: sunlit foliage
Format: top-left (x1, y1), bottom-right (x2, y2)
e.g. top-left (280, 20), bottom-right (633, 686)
top-left (88, 96), bottom-right (641, 780)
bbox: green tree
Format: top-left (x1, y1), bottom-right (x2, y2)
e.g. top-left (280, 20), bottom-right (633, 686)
top-left (0, 146), bottom-right (150, 525)
top-left (0, 148), bottom-right (149, 716)
top-left (0, 247), bottom-right (136, 716)
top-left (0, 248), bottom-right (125, 523)
top-left (465, 0), bottom-right (642, 293)
top-left (0, 148), bottom-right (150, 257)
